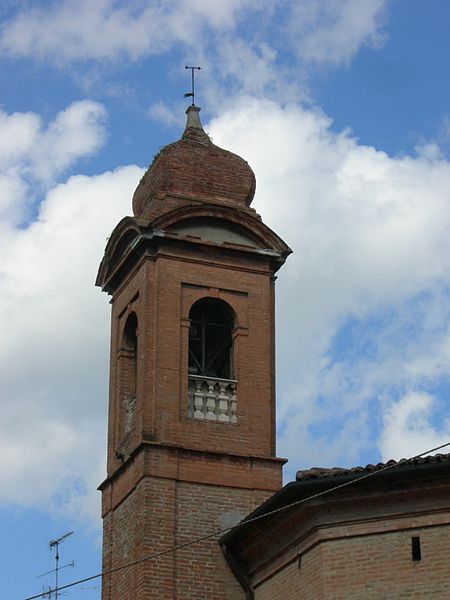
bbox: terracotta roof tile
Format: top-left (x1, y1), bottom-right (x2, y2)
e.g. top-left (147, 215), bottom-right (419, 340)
top-left (296, 452), bottom-right (450, 481)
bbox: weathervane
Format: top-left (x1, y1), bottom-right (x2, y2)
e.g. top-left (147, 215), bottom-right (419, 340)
top-left (184, 66), bottom-right (201, 106)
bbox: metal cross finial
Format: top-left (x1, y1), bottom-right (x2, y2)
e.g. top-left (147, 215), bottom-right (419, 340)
top-left (184, 66), bottom-right (201, 106)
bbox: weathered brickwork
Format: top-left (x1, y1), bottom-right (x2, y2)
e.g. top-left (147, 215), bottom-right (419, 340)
top-left (102, 477), bottom-right (176, 600)
top-left (174, 482), bottom-right (270, 600)
top-left (98, 112), bottom-right (290, 599)
top-left (255, 524), bottom-right (450, 599)
top-left (132, 110), bottom-right (256, 219)
top-left (102, 472), bottom-right (275, 600)
top-left (102, 240), bottom-right (284, 473)
top-left (99, 107), bottom-right (450, 600)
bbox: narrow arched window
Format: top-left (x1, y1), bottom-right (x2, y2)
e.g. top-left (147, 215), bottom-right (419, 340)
top-left (188, 299), bottom-right (233, 380)
top-left (120, 312), bottom-right (138, 434)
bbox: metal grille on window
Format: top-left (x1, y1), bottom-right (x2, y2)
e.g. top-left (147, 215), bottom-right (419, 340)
top-left (189, 319), bottom-right (231, 379)
top-left (188, 299), bottom-right (237, 422)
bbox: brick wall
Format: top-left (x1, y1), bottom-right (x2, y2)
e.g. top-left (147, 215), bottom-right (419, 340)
top-left (132, 122), bottom-right (256, 220)
top-left (102, 473), bottom-right (274, 600)
top-left (105, 240), bottom-right (280, 474)
top-left (98, 126), bottom-right (290, 599)
top-left (255, 523), bottom-right (450, 599)
top-left (99, 229), bottom-right (285, 598)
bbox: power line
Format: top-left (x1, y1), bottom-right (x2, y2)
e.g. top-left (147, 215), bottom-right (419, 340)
top-left (23, 440), bottom-right (450, 600)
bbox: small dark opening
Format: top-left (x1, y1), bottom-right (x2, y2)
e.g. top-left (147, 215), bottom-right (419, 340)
top-left (122, 312), bottom-right (138, 401)
top-left (411, 536), bottom-right (421, 561)
top-left (123, 312), bottom-right (138, 352)
top-left (188, 298), bottom-right (233, 379)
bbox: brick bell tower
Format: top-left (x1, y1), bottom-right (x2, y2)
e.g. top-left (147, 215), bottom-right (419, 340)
top-left (96, 105), bottom-right (291, 599)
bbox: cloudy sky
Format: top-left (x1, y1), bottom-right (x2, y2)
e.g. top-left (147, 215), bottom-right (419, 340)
top-left (1, 1), bottom-right (450, 598)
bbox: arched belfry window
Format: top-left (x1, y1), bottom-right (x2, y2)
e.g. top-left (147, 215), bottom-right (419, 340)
top-left (188, 299), bottom-right (233, 380)
top-left (188, 299), bottom-right (237, 423)
top-left (123, 311), bottom-right (138, 348)
top-left (120, 312), bottom-right (138, 435)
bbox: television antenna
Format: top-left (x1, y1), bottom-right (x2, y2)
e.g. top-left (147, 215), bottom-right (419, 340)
top-left (38, 560), bottom-right (74, 579)
top-left (41, 531), bottom-right (74, 599)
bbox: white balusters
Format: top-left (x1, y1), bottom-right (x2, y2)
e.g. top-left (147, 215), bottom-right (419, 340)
top-left (193, 379), bottom-right (205, 419)
top-left (188, 375), bottom-right (237, 423)
top-left (205, 381), bottom-right (217, 420)
top-left (217, 382), bottom-right (229, 422)
top-left (230, 389), bottom-right (237, 424)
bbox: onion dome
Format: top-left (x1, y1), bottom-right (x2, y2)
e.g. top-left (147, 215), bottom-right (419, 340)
top-left (132, 106), bottom-right (256, 219)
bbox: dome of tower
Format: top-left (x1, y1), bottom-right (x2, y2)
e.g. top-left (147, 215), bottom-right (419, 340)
top-left (132, 106), bottom-right (256, 219)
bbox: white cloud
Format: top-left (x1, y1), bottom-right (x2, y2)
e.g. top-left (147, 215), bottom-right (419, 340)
top-left (415, 116), bottom-right (450, 161)
top-left (0, 99), bottom-right (142, 524)
top-left (288, 0), bottom-right (387, 66)
top-left (0, 101), bottom-right (106, 225)
top-left (208, 97), bottom-right (450, 470)
top-left (3, 94), bottom-right (450, 521)
top-left (0, 165), bottom-right (143, 523)
top-left (0, 109), bottom-right (40, 167)
top-left (0, 171), bottom-right (27, 223)
top-left (147, 100), bottom-right (182, 128)
top-left (176, 0), bottom-right (253, 29)
top-left (31, 100), bottom-right (107, 182)
top-left (379, 392), bottom-right (450, 461)
top-left (0, 0), bottom-right (252, 62)
top-left (0, 0), bottom-right (388, 99)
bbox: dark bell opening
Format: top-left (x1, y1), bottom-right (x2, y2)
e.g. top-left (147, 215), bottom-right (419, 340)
top-left (188, 299), bottom-right (233, 379)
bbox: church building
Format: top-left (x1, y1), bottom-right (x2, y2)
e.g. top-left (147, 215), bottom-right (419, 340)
top-left (96, 105), bottom-right (450, 599)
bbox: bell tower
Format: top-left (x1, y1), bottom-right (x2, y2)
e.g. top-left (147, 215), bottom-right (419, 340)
top-left (97, 106), bottom-right (291, 599)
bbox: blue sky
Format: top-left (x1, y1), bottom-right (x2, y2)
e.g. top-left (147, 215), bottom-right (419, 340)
top-left (1, 1), bottom-right (450, 599)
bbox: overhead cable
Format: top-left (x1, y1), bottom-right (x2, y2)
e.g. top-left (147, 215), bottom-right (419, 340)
top-left (23, 440), bottom-right (450, 600)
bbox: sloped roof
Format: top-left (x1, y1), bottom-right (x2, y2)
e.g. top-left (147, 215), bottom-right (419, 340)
top-left (296, 452), bottom-right (450, 481)
top-left (221, 452), bottom-right (450, 550)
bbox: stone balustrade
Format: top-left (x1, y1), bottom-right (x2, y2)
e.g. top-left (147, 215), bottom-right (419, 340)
top-left (188, 375), bottom-right (237, 423)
